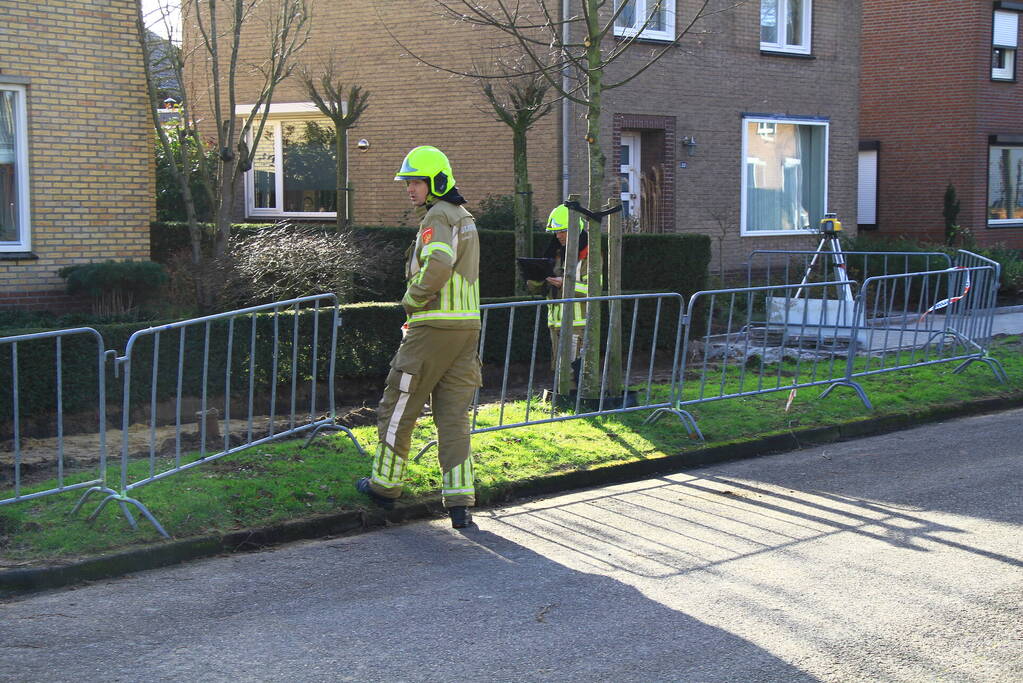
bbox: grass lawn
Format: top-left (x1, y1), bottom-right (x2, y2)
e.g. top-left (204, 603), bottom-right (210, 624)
top-left (1, 336), bottom-right (1020, 565)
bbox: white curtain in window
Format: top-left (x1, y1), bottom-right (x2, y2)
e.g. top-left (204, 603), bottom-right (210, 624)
top-left (786, 0), bottom-right (805, 47)
top-left (746, 120), bottom-right (825, 232)
top-left (0, 90), bottom-right (18, 242)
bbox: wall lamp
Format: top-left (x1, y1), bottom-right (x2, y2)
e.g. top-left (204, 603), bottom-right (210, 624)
top-left (680, 135), bottom-right (698, 157)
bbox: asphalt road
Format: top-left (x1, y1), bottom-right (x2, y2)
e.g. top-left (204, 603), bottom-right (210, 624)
top-left (2, 408), bottom-right (1021, 682)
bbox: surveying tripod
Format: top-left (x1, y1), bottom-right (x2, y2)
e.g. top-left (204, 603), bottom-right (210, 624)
top-left (794, 213), bottom-right (855, 305)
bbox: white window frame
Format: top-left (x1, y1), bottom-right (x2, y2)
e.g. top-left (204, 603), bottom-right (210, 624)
top-left (613, 0), bottom-right (676, 43)
top-left (0, 83), bottom-right (31, 253)
top-left (237, 102), bottom-right (342, 220)
top-left (987, 143), bottom-right (1023, 226)
top-left (992, 10), bottom-right (1018, 81)
top-left (740, 115), bottom-right (829, 237)
top-left (760, 0), bottom-right (812, 55)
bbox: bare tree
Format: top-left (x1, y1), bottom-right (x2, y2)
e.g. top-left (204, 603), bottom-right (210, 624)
top-left (300, 58), bottom-right (370, 231)
top-left (400, 0), bottom-right (738, 396)
top-left (480, 70), bottom-right (552, 295)
top-left (137, 0), bottom-right (309, 308)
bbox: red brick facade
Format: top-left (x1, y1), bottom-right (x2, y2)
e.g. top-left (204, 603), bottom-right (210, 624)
top-left (862, 0), bottom-right (1023, 249)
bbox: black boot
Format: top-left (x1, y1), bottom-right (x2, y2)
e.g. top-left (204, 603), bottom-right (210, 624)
top-left (448, 506), bottom-right (472, 529)
top-left (355, 477), bottom-right (395, 510)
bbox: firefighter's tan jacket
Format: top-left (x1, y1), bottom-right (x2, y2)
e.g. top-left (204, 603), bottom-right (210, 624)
top-left (402, 199), bottom-right (481, 329)
top-left (546, 246), bottom-right (592, 328)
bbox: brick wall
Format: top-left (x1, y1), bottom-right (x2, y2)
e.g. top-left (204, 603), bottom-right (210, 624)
top-left (569, 0), bottom-right (862, 272)
top-left (862, 0), bottom-right (1023, 249)
top-left (210, 0), bottom-right (561, 228)
top-left (211, 0), bottom-right (859, 273)
top-left (0, 0), bottom-right (153, 310)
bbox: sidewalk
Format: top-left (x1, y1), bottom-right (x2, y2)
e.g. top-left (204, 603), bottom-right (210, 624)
top-left (991, 304), bottom-right (1023, 336)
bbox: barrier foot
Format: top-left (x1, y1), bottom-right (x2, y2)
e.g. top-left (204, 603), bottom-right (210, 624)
top-left (645, 407), bottom-right (705, 442)
top-left (952, 356), bottom-right (1008, 384)
top-left (119, 496), bottom-right (170, 539)
top-left (412, 439), bottom-right (438, 463)
top-left (86, 492), bottom-right (170, 539)
top-left (302, 423), bottom-right (367, 456)
top-left (819, 380), bottom-right (873, 410)
top-left (69, 485), bottom-right (117, 517)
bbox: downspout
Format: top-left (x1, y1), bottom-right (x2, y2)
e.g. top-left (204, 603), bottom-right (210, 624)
top-left (561, 0), bottom-right (570, 199)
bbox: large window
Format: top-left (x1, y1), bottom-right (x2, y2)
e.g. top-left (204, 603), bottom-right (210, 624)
top-left (760, 0), bottom-right (812, 55)
top-left (243, 104), bottom-right (338, 218)
top-left (0, 84), bottom-right (30, 252)
top-left (988, 144), bottom-right (1023, 225)
top-left (614, 0), bottom-right (675, 42)
top-left (992, 10), bottom-right (1018, 81)
top-left (742, 116), bottom-right (828, 235)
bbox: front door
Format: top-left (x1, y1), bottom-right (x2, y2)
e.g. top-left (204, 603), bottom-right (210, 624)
top-left (620, 132), bottom-right (641, 220)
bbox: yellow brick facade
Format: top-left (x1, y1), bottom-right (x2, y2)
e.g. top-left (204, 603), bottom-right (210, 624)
top-left (0, 0), bottom-right (153, 308)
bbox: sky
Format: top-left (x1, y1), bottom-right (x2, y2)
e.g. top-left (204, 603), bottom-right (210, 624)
top-left (141, 0), bottom-right (182, 42)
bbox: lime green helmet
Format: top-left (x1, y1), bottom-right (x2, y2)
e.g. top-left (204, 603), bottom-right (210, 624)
top-left (546, 204), bottom-right (584, 232)
top-left (394, 146), bottom-right (455, 197)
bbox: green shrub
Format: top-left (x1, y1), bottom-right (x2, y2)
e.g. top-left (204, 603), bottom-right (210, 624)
top-left (57, 260), bottom-right (168, 317)
top-left (845, 233), bottom-right (1023, 296)
top-left (473, 193), bottom-right (542, 231)
top-left (150, 222), bottom-right (711, 304)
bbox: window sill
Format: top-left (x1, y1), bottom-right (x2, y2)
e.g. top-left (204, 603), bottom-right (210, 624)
top-left (740, 230), bottom-right (817, 237)
top-left (614, 32), bottom-right (675, 45)
top-left (987, 222), bottom-right (1023, 229)
top-left (0, 251), bottom-right (38, 261)
top-left (760, 49), bottom-right (815, 60)
top-left (991, 76), bottom-right (1017, 83)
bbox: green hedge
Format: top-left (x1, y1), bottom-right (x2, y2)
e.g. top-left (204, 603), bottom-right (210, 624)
top-left (151, 222), bottom-right (711, 302)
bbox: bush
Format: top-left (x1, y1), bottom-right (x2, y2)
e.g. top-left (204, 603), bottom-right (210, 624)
top-left (844, 233), bottom-right (1023, 297)
top-left (57, 260), bottom-right (168, 317)
top-left (473, 193), bottom-right (542, 231)
top-left (229, 224), bottom-right (391, 305)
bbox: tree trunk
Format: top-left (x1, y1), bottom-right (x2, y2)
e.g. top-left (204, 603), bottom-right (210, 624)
top-left (581, 13), bottom-right (605, 401)
top-left (606, 198), bottom-right (623, 396)
top-left (337, 124), bottom-right (350, 230)
top-left (512, 126), bottom-right (530, 295)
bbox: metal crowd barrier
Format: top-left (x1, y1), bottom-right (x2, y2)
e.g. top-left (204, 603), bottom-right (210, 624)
top-left (953, 249), bottom-right (1002, 349)
top-left (847, 262), bottom-right (1007, 390)
top-left (415, 292), bottom-right (700, 458)
top-left (1, 328), bottom-right (110, 509)
top-left (677, 280), bottom-right (871, 414)
top-left (675, 253), bottom-right (1007, 433)
top-left (76, 294), bottom-right (355, 538)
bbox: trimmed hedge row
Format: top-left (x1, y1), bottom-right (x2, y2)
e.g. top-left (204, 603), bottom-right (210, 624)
top-left (150, 222), bottom-right (711, 302)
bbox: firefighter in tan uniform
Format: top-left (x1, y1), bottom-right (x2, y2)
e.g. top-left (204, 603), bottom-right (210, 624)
top-left (527, 204), bottom-right (592, 379)
top-left (355, 146), bottom-right (481, 529)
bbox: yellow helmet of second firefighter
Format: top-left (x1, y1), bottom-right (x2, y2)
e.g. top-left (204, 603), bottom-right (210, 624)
top-left (394, 146), bottom-right (455, 197)
top-left (546, 204), bottom-right (585, 232)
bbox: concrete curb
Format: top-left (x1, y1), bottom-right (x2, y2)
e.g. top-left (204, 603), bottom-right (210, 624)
top-left (3, 392), bottom-right (1022, 597)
